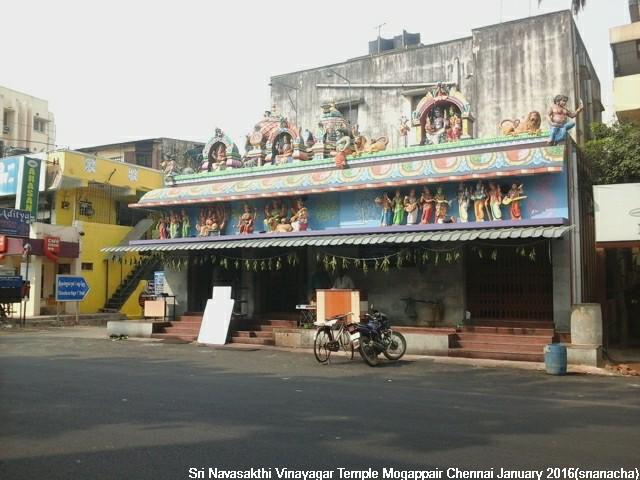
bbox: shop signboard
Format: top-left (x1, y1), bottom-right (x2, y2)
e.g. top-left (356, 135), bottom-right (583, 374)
top-left (0, 157), bottom-right (20, 196)
top-left (15, 157), bottom-right (42, 218)
top-left (0, 208), bottom-right (31, 237)
top-left (55, 275), bottom-right (90, 302)
top-left (594, 184), bottom-right (640, 243)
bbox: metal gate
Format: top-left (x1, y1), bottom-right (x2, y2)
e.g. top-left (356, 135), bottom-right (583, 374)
top-left (465, 243), bottom-right (553, 322)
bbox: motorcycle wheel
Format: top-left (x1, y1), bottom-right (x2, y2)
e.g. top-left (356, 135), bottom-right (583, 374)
top-left (314, 328), bottom-right (332, 364)
top-left (359, 337), bottom-right (379, 367)
top-left (383, 331), bottom-right (407, 361)
top-left (338, 330), bottom-right (354, 361)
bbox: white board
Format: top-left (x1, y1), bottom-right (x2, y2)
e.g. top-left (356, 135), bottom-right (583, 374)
top-left (197, 298), bottom-right (235, 345)
top-left (594, 183), bottom-right (640, 243)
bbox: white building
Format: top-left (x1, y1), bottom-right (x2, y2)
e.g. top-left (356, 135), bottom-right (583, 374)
top-left (0, 86), bottom-right (56, 156)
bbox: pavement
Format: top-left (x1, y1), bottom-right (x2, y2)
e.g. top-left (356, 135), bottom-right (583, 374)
top-left (1, 326), bottom-right (639, 480)
top-left (0, 324), bottom-right (634, 377)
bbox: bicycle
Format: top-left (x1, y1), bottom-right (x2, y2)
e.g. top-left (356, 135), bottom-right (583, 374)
top-left (313, 312), bottom-right (356, 364)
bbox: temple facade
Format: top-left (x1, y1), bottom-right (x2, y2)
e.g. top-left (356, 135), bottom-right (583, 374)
top-left (102, 11), bottom-right (599, 361)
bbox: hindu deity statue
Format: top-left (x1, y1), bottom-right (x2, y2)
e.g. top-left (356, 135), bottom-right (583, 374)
top-left (503, 183), bottom-right (526, 220)
top-left (264, 199), bottom-right (286, 232)
top-left (197, 206), bottom-right (226, 236)
top-left (169, 211), bottom-right (180, 238)
top-left (392, 190), bottom-right (405, 225)
top-left (290, 198), bottom-right (309, 232)
top-left (157, 215), bottom-right (169, 240)
top-left (237, 204), bottom-right (256, 234)
top-left (214, 144), bottom-right (227, 170)
top-left (374, 193), bottom-right (393, 227)
top-left (434, 186), bottom-right (451, 224)
top-left (487, 182), bottom-right (503, 221)
top-left (547, 94), bottom-right (583, 146)
top-left (471, 181), bottom-right (487, 222)
top-left (399, 115), bottom-right (410, 148)
top-left (447, 112), bottom-right (462, 142)
top-left (425, 108), bottom-right (447, 145)
top-left (420, 186), bottom-right (436, 224)
top-left (181, 210), bottom-right (191, 237)
top-left (404, 189), bottom-right (420, 225)
top-left (275, 135), bottom-right (294, 165)
top-left (457, 183), bottom-right (470, 223)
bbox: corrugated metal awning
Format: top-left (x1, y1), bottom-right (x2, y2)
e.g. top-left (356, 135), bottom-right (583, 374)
top-left (102, 225), bottom-right (572, 253)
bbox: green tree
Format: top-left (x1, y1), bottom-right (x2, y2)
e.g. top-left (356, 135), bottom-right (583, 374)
top-left (538, 0), bottom-right (586, 14)
top-left (583, 122), bottom-right (640, 184)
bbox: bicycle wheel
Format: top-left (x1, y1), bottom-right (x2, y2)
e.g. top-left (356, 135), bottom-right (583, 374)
top-left (383, 331), bottom-right (407, 361)
top-left (338, 329), bottom-right (354, 360)
top-left (313, 328), bottom-right (332, 364)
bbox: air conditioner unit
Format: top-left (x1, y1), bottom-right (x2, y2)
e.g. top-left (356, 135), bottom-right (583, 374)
top-left (2, 126), bottom-right (9, 134)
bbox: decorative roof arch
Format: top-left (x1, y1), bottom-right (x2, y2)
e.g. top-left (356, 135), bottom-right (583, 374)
top-left (202, 128), bottom-right (241, 161)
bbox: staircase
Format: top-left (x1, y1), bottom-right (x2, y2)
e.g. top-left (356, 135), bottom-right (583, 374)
top-left (103, 256), bottom-right (160, 312)
top-left (229, 313), bottom-right (298, 346)
top-left (152, 312), bottom-right (203, 342)
top-left (449, 320), bottom-right (555, 362)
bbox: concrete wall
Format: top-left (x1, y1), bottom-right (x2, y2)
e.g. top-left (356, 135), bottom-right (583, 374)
top-left (271, 11), bottom-right (600, 147)
top-left (271, 37), bottom-right (474, 150)
top-left (552, 235), bottom-right (572, 332)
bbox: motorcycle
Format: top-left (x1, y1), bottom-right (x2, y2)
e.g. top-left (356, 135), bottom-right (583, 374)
top-left (348, 309), bottom-right (407, 366)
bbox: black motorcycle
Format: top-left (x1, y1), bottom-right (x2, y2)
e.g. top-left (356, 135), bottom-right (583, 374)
top-left (350, 309), bottom-right (407, 366)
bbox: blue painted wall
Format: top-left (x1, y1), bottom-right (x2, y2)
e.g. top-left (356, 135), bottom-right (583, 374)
top-left (160, 170), bottom-right (568, 238)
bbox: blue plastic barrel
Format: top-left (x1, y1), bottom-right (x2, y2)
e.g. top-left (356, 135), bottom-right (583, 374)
top-left (544, 344), bottom-right (567, 375)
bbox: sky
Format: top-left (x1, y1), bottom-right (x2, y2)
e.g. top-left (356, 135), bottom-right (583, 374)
top-left (0, 0), bottom-right (631, 150)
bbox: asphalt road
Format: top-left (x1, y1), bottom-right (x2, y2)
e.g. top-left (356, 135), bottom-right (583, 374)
top-left (1, 329), bottom-right (639, 480)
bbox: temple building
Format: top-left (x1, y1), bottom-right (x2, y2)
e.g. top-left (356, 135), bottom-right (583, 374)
top-left (102, 10), bottom-right (601, 363)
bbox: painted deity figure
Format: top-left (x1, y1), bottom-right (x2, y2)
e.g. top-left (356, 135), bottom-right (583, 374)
top-left (404, 189), bottom-right (420, 225)
top-left (276, 135), bottom-right (294, 165)
top-left (275, 217), bottom-right (293, 233)
top-left (180, 210), bottom-right (191, 237)
top-left (434, 186), bottom-right (451, 224)
top-left (374, 193), bottom-right (393, 227)
top-left (392, 190), bottom-right (405, 225)
top-left (471, 181), bottom-right (487, 222)
top-left (399, 115), bottom-right (410, 148)
top-left (264, 199), bottom-right (285, 232)
top-left (290, 198), bottom-right (309, 232)
top-left (238, 204), bottom-right (256, 234)
top-left (504, 183), bottom-right (527, 220)
top-left (420, 186), bottom-right (436, 224)
top-left (169, 211), bottom-right (180, 238)
top-left (425, 108), bottom-right (447, 145)
top-left (457, 184), bottom-right (470, 223)
top-left (487, 182), bottom-right (503, 221)
top-left (157, 216), bottom-right (169, 240)
top-left (447, 113), bottom-right (462, 142)
top-left (547, 94), bottom-right (583, 146)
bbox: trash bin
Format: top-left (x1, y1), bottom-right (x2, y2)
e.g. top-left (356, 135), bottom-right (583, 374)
top-left (544, 344), bottom-right (567, 375)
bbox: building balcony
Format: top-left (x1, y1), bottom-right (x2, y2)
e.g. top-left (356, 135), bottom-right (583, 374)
top-left (613, 74), bottom-right (640, 123)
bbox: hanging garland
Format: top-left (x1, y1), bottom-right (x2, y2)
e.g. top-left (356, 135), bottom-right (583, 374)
top-left (151, 251), bottom-right (300, 272)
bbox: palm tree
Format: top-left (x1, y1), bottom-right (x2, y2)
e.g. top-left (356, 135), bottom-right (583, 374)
top-left (539, 0), bottom-right (586, 14)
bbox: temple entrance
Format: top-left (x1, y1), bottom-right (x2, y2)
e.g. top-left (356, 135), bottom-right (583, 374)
top-left (465, 243), bottom-right (553, 323)
top-left (253, 249), bottom-right (308, 315)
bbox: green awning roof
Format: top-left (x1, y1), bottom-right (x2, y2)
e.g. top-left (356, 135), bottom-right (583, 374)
top-left (102, 225), bottom-right (572, 253)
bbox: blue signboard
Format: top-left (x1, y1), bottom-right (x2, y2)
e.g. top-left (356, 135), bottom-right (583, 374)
top-left (0, 276), bottom-right (23, 289)
top-left (0, 157), bottom-right (20, 196)
top-left (0, 208), bottom-right (31, 236)
top-left (55, 275), bottom-right (90, 302)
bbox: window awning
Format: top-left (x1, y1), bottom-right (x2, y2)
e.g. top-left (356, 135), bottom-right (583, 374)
top-left (102, 225), bottom-right (572, 253)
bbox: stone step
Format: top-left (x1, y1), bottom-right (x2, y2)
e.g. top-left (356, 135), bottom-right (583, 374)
top-left (455, 333), bottom-right (552, 344)
top-left (233, 331), bottom-right (274, 338)
top-left (229, 337), bottom-right (275, 346)
top-left (150, 333), bottom-right (197, 342)
top-left (161, 326), bottom-right (201, 335)
top-left (448, 349), bottom-right (543, 362)
top-left (177, 316), bottom-right (204, 323)
top-left (461, 325), bottom-right (554, 335)
top-left (454, 341), bottom-right (545, 354)
top-left (264, 319), bottom-right (298, 327)
top-left (255, 312), bottom-right (299, 321)
top-left (470, 319), bottom-right (554, 329)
